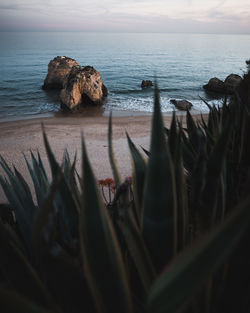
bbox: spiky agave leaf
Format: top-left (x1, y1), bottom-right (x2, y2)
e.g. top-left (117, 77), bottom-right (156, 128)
top-left (166, 114), bottom-right (188, 249)
top-left (167, 111), bottom-right (177, 159)
top-left (0, 157), bottom-right (36, 249)
top-left (147, 195), bottom-right (250, 313)
top-left (0, 220), bottom-right (56, 311)
top-left (0, 287), bottom-right (55, 313)
top-left (31, 168), bottom-right (63, 260)
top-left (23, 151), bottom-right (49, 206)
top-left (199, 96), bottom-right (212, 111)
top-left (143, 84), bottom-right (177, 271)
top-left (0, 156), bottom-right (36, 215)
top-left (186, 110), bottom-right (200, 153)
top-left (61, 150), bottom-right (81, 210)
top-left (126, 132), bottom-right (146, 228)
top-left (42, 129), bottom-right (79, 238)
top-left (201, 116), bottom-right (234, 228)
top-left (172, 132), bottom-right (188, 250)
top-left (188, 128), bottom-right (207, 236)
top-left (31, 167), bottom-right (89, 313)
top-left (79, 135), bottom-right (133, 313)
top-left (178, 122), bottom-right (196, 173)
top-left (118, 208), bottom-right (156, 294)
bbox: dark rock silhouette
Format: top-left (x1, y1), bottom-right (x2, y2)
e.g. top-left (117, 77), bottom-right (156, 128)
top-left (170, 99), bottom-right (193, 111)
top-left (203, 77), bottom-right (226, 94)
top-left (203, 74), bottom-right (242, 94)
top-left (224, 74), bottom-right (242, 93)
top-left (141, 80), bottom-right (153, 88)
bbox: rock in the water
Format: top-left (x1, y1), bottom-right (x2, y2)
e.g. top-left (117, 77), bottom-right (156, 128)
top-left (42, 56), bottom-right (79, 90)
top-left (170, 99), bottom-right (193, 111)
top-left (224, 74), bottom-right (242, 93)
top-left (203, 77), bottom-right (226, 93)
top-left (141, 80), bottom-right (153, 88)
top-left (60, 65), bottom-right (107, 110)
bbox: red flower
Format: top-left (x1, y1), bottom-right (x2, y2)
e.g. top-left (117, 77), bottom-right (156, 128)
top-left (98, 179), bottom-right (105, 186)
top-left (104, 178), bottom-right (114, 186)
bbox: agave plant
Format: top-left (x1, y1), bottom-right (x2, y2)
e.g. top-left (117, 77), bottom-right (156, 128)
top-left (1, 64), bottom-right (250, 313)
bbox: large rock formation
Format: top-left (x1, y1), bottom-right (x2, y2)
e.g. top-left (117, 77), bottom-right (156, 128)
top-left (60, 65), bottom-right (108, 110)
top-left (170, 99), bottom-right (192, 111)
top-left (42, 56), bottom-right (108, 111)
top-left (42, 56), bottom-right (79, 90)
top-left (224, 74), bottom-right (242, 93)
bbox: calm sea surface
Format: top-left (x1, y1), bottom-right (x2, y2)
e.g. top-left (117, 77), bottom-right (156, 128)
top-left (0, 32), bottom-right (250, 121)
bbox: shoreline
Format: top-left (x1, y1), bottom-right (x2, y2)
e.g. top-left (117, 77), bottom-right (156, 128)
top-left (0, 109), bottom-right (152, 124)
top-left (0, 112), bottom-right (207, 202)
top-left (0, 106), bottom-right (205, 124)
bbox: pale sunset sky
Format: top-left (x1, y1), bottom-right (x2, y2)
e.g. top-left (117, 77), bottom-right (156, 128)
top-left (0, 0), bottom-right (250, 34)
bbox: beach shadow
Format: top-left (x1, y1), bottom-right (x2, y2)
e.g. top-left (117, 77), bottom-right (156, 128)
top-left (54, 105), bottom-right (105, 118)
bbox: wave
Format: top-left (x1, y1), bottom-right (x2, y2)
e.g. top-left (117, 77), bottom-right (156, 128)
top-left (105, 94), bottom-right (224, 114)
top-left (0, 86), bottom-right (19, 92)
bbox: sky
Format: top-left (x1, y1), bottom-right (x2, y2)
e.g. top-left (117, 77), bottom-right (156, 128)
top-left (0, 0), bottom-right (250, 34)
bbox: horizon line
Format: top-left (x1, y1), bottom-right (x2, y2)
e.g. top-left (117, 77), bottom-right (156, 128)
top-left (1, 30), bottom-right (250, 35)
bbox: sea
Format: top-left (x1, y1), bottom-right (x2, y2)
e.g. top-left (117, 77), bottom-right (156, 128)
top-left (0, 32), bottom-right (250, 122)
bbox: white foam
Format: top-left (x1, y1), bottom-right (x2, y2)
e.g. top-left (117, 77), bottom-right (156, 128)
top-left (105, 95), bottom-right (224, 114)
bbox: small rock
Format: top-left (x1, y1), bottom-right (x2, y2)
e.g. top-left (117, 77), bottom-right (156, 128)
top-left (170, 99), bottom-right (193, 111)
top-left (224, 74), bottom-right (242, 94)
top-left (203, 77), bottom-right (226, 94)
top-left (141, 80), bottom-right (153, 88)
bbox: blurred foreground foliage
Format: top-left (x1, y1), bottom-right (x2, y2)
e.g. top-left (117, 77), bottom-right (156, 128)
top-left (1, 61), bottom-right (250, 313)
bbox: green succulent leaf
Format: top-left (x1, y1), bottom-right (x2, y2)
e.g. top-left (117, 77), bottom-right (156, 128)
top-left (202, 116), bottom-right (234, 227)
top-left (186, 110), bottom-right (199, 152)
top-left (148, 195), bottom-right (250, 313)
top-left (118, 210), bottom-right (156, 293)
top-left (39, 249), bottom-right (92, 313)
top-left (79, 135), bottom-right (133, 313)
top-left (32, 169), bottom-right (63, 259)
top-left (24, 154), bottom-right (48, 206)
top-left (42, 129), bottom-right (79, 238)
top-left (143, 84), bottom-right (177, 270)
top-left (42, 126), bottom-right (59, 179)
top-left (0, 155), bottom-right (36, 219)
top-left (126, 132), bottom-right (146, 227)
top-left (0, 169), bottom-right (33, 249)
top-left (167, 111), bottom-right (177, 159)
top-left (37, 150), bottom-right (48, 181)
top-left (172, 132), bottom-right (188, 250)
top-left (13, 166), bottom-right (36, 210)
top-left (0, 221), bottom-right (54, 310)
top-left (0, 287), bottom-right (55, 313)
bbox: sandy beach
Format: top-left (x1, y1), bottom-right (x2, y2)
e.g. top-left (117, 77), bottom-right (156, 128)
top-left (0, 112), bottom-right (204, 202)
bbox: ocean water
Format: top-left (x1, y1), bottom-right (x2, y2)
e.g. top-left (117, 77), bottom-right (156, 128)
top-left (0, 32), bottom-right (250, 121)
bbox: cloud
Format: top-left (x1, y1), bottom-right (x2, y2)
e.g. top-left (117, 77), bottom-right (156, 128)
top-left (0, 4), bottom-right (20, 10)
top-left (0, 0), bottom-right (249, 33)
